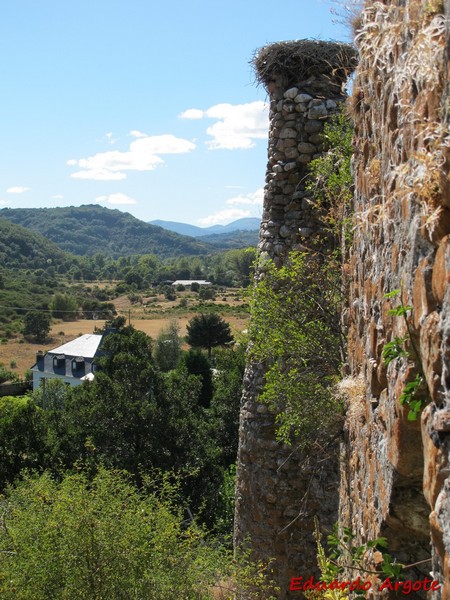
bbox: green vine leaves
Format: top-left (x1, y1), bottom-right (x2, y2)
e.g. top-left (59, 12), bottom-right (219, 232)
top-left (382, 289), bottom-right (427, 420)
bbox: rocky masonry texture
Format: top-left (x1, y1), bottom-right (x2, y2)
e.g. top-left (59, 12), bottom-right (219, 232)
top-left (235, 4), bottom-right (450, 598)
top-left (234, 40), bottom-right (356, 598)
top-left (341, 1), bottom-right (450, 597)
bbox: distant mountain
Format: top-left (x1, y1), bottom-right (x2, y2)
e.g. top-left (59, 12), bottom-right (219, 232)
top-left (149, 217), bottom-right (260, 238)
top-left (199, 230), bottom-right (259, 248)
top-left (0, 206), bottom-right (215, 258)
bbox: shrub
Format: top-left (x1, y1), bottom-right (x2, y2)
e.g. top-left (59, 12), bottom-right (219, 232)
top-left (249, 252), bottom-right (344, 446)
top-left (0, 468), bottom-right (277, 599)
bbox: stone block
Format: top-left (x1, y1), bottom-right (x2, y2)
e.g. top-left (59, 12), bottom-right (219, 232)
top-left (412, 257), bottom-right (436, 329)
top-left (387, 384), bottom-right (424, 478)
top-left (284, 87), bottom-right (299, 99)
top-left (282, 102), bottom-right (296, 114)
top-left (304, 120), bottom-right (324, 133)
top-left (432, 234), bottom-right (449, 305)
top-left (420, 312), bottom-right (442, 402)
top-left (294, 93), bottom-right (312, 103)
top-left (279, 127), bottom-right (297, 139)
top-left (308, 133), bottom-right (323, 144)
top-left (308, 103), bottom-right (328, 119)
top-left (309, 99), bottom-right (325, 107)
top-left (283, 138), bottom-right (297, 147)
top-left (421, 405), bottom-right (449, 508)
top-left (288, 174), bottom-right (301, 184)
top-left (285, 147), bottom-right (299, 160)
top-left (297, 142), bottom-right (316, 154)
top-left (432, 410), bottom-right (450, 432)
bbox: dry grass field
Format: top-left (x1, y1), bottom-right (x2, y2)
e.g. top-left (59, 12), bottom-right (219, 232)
top-left (0, 312), bottom-right (249, 377)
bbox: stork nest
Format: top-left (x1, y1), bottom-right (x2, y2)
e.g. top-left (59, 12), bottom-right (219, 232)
top-left (252, 40), bottom-right (358, 89)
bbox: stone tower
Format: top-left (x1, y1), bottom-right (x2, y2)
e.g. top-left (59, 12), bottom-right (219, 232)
top-left (234, 40), bottom-right (357, 598)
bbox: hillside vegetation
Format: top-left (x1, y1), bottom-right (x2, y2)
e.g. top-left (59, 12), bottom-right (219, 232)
top-left (0, 205), bottom-right (214, 258)
top-left (0, 218), bottom-right (68, 269)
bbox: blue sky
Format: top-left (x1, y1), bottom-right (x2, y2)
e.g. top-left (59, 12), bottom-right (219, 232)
top-left (0, 0), bottom-right (353, 227)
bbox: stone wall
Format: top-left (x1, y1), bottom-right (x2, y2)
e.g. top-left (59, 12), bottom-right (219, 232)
top-left (234, 41), bottom-right (356, 598)
top-left (341, 0), bottom-right (450, 597)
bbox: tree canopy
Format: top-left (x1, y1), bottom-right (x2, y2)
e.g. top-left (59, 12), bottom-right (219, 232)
top-left (23, 311), bottom-right (51, 342)
top-left (0, 468), bottom-right (228, 599)
top-left (186, 313), bottom-right (234, 358)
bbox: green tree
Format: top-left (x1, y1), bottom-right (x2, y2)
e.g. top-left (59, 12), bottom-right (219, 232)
top-left (61, 327), bottom-right (160, 474)
top-left (249, 252), bottom-right (343, 446)
top-left (224, 248), bottom-right (256, 287)
top-left (163, 286), bottom-right (176, 301)
top-left (154, 320), bottom-right (181, 372)
top-left (178, 349), bottom-right (213, 407)
top-left (156, 368), bottom-right (224, 524)
top-left (23, 311), bottom-right (51, 342)
top-left (0, 365), bottom-right (18, 385)
top-left (0, 468), bottom-right (232, 599)
top-left (101, 315), bottom-right (127, 331)
top-left (0, 396), bottom-right (46, 489)
top-left (124, 270), bottom-right (144, 288)
top-left (186, 313), bottom-right (234, 359)
top-left (32, 379), bottom-right (74, 466)
top-left (306, 108), bottom-right (354, 254)
top-left (50, 293), bottom-right (78, 321)
top-left (210, 345), bottom-right (246, 466)
top-left (199, 286), bottom-right (216, 301)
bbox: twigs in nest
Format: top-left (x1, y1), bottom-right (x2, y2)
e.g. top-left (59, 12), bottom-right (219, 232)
top-left (252, 40), bottom-right (358, 89)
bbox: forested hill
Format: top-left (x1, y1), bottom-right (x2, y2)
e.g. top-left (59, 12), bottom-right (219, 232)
top-left (0, 218), bottom-right (70, 269)
top-left (0, 206), bottom-right (214, 258)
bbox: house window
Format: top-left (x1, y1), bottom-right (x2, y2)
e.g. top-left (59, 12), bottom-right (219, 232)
top-left (72, 357), bottom-right (85, 371)
top-left (53, 355), bottom-right (65, 369)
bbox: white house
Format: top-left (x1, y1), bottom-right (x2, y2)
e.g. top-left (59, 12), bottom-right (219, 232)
top-left (171, 280), bottom-right (212, 287)
top-left (31, 334), bottom-right (103, 390)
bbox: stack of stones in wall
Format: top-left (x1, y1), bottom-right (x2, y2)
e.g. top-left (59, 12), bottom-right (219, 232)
top-left (340, 0), bottom-right (450, 597)
top-left (259, 78), bottom-right (344, 264)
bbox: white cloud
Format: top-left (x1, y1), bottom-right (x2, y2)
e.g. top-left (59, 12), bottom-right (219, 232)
top-left (198, 187), bottom-right (263, 226)
top-left (68, 134), bottom-right (196, 181)
top-left (0, 200), bottom-right (7, 206)
top-left (179, 108), bottom-right (204, 120)
top-left (71, 167), bottom-right (127, 181)
top-left (198, 208), bottom-right (251, 226)
top-left (205, 102), bottom-right (268, 149)
top-left (6, 186), bottom-right (30, 194)
top-left (52, 194), bottom-right (64, 199)
top-left (95, 193), bottom-right (137, 205)
top-left (129, 130), bottom-right (148, 138)
top-left (226, 187), bottom-right (264, 206)
top-left (179, 101), bottom-right (269, 149)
